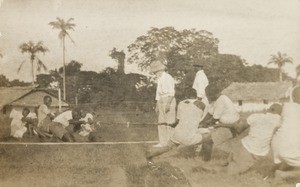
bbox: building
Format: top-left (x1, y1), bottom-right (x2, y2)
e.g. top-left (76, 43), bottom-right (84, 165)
top-left (222, 82), bottom-right (292, 112)
top-left (0, 86), bottom-right (69, 116)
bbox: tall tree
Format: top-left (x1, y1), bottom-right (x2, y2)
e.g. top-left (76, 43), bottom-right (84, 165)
top-left (19, 41), bottom-right (49, 84)
top-left (268, 52), bottom-right (293, 82)
top-left (49, 17), bottom-right (76, 100)
top-left (109, 48), bottom-right (125, 74)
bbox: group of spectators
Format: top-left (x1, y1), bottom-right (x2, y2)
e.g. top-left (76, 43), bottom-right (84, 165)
top-left (10, 96), bottom-right (97, 142)
top-left (146, 59), bottom-right (300, 181)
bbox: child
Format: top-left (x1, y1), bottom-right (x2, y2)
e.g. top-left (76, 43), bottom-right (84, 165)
top-left (11, 108), bottom-right (37, 138)
top-left (78, 110), bottom-right (95, 137)
top-left (21, 108), bottom-right (38, 137)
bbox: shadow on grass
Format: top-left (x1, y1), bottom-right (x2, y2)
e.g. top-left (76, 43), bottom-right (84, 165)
top-left (125, 162), bottom-right (191, 187)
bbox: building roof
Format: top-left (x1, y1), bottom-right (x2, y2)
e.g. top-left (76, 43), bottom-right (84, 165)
top-left (222, 81), bottom-right (293, 101)
top-left (0, 86), bottom-right (34, 110)
top-left (0, 87), bottom-right (69, 110)
top-left (10, 90), bottom-right (69, 107)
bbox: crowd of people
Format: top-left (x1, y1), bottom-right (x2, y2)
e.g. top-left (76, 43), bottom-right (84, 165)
top-left (146, 59), bottom-right (300, 182)
top-left (10, 95), bottom-right (98, 142)
top-left (8, 58), bottom-right (300, 182)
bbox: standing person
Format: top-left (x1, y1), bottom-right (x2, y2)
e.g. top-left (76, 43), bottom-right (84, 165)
top-left (192, 62), bottom-right (209, 106)
top-left (150, 60), bottom-right (176, 147)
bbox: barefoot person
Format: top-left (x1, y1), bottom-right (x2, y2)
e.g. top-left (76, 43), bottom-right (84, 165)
top-left (271, 86), bottom-right (300, 181)
top-left (146, 88), bottom-right (212, 164)
top-left (150, 60), bottom-right (176, 147)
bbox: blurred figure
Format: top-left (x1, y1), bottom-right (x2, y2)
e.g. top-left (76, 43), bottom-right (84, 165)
top-left (271, 86), bottom-right (300, 182)
top-left (194, 103), bottom-right (282, 175)
top-left (150, 60), bottom-right (176, 147)
top-left (146, 88), bottom-right (212, 164)
top-left (200, 85), bottom-right (240, 138)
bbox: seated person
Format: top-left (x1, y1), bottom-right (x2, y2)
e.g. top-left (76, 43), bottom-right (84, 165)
top-left (146, 88), bottom-right (212, 164)
top-left (200, 85), bottom-right (241, 137)
top-left (21, 108), bottom-right (38, 137)
top-left (37, 96), bottom-right (55, 128)
top-left (10, 108), bottom-right (37, 138)
top-left (194, 103), bottom-right (282, 175)
top-left (78, 109), bottom-right (95, 137)
top-left (271, 86), bottom-right (300, 181)
top-left (39, 108), bottom-right (83, 142)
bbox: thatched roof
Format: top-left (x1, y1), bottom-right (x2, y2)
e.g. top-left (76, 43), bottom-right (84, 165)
top-left (0, 87), bottom-right (69, 110)
top-left (222, 82), bottom-right (292, 101)
top-left (0, 86), bottom-right (34, 110)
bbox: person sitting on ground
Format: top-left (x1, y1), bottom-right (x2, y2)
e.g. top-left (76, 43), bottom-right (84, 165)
top-left (10, 108), bottom-right (37, 139)
top-left (194, 103), bottom-right (282, 175)
top-left (146, 88), bottom-right (212, 164)
top-left (37, 96), bottom-right (55, 128)
top-left (271, 86), bottom-right (300, 182)
top-left (199, 85), bottom-right (241, 138)
top-left (39, 108), bottom-right (83, 142)
top-left (78, 109), bottom-right (95, 137)
top-left (21, 107), bottom-right (38, 137)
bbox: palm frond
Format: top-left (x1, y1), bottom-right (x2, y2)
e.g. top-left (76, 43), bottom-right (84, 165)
top-left (66, 33), bottom-right (76, 45)
top-left (67, 18), bottom-right (74, 22)
top-left (17, 60), bottom-right (27, 73)
top-left (36, 58), bottom-right (48, 72)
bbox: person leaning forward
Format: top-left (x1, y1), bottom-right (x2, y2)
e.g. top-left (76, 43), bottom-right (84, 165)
top-left (150, 60), bottom-right (176, 148)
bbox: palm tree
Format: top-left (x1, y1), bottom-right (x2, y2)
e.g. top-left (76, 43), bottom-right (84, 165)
top-left (49, 17), bottom-right (76, 100)
top-left (268, 52), bottom-right (293, 82)
top-left (19, 41), bottom-right (49, 85)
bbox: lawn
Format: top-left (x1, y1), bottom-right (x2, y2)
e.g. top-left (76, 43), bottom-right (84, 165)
top-left (0, 111), bottom-right (299, 186)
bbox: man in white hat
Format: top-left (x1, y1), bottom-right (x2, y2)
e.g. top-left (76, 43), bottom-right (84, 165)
top-left (150, 60), bottom-right (176, 147)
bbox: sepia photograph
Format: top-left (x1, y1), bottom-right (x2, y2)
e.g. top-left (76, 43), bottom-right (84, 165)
top-left (0, 0), bottom-right (300, 186)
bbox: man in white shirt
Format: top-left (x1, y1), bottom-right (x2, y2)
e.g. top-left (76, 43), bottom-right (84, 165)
top-left (146, 88), bottom-right (212, 164)
top-left (271, 86), bottom-right (300, 181)
top-left (200, 85), bottom-right (241, 138)
top-left (192, 61), bottom-right (210, 129)
top-left (194, 103), bottom-right (282, 175)
top-left (150, 60), bottom-right (176, 147)
top-left (37, 96), bottom-right (55, 127)
top-left (39, 109), bottom-right (82, 142)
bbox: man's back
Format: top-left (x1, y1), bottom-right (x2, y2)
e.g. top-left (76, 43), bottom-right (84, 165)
top-left (172, 99), bottom-right (204, 145)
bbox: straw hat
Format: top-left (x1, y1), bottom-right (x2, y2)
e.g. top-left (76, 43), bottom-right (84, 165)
top-left (150, 60), bottom-right (166, 73)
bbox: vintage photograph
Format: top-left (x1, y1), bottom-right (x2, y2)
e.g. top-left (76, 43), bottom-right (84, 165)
top-left (0, 0), bottom-right (300, 186)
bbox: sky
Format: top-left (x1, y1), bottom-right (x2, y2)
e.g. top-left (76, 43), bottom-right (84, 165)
top-left (0, 0), bottom-right (299, 82)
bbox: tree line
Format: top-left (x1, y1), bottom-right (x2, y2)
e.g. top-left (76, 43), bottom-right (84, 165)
top-left (0, 21), bottom-right (297, 107)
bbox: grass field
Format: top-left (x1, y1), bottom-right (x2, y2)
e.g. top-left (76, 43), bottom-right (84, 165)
top-left (0, 111), bottom-right (299, 186)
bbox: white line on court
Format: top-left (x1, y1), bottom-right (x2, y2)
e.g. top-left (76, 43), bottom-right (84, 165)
top-left (0, 141), bottom-right (159, 145)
